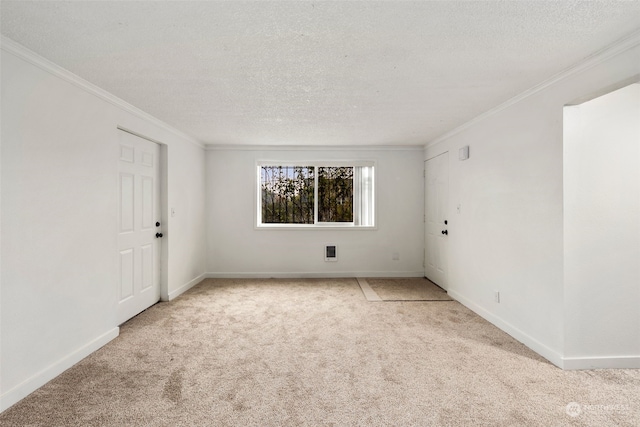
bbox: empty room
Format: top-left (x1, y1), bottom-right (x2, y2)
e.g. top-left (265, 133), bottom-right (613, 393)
top-left (1, 1), bottom-right (639, 426)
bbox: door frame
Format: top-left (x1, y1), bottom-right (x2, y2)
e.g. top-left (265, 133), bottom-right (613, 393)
top-left (424, 151), bottom-right (449, 290)
top-left (117, 126), bottom-right (169, 302)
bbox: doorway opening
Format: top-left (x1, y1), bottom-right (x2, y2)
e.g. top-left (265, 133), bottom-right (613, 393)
top-left (563, 81), bottom-right (640, 366)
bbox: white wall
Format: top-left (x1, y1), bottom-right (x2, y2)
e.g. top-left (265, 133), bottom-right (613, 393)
top-left (163, 137), bottom-right (207, 300)
top-left (206, 148), bottom-right (424, 277)
top-left (425, 42), bottom-right (640, 368)
top-left (0, 41), bottom-right (207, 410)
top-left (563, 84), bottom-right (640, 368)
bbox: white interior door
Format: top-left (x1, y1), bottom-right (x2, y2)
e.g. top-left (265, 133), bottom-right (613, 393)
top-left (117, 130), bottom-right (161, 324)
top-left (425, 152), bottom-right (449, 289)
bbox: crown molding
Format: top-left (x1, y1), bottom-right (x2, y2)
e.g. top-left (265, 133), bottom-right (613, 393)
top-left (205, 144), bottom-right (424, 152)
top-left (1, 35), bottom-right (205, 149)
top-left (426, 29), bottom-right (640, 148)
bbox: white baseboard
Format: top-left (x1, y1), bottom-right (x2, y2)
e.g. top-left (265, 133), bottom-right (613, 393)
top-left (0, 327), bottom-right (119, 413)
top-left (447, 289), bottom-right (564, 369)
top-left (167, 273), bottom-right (207, 301)
top-left (205, 271), bottom-right (425, 279)
top-left (562, 355), bottom-right (640, 370)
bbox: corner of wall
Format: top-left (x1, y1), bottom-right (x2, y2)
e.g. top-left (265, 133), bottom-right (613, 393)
top-left (448, 290), bottom-right (564, 368)
top-left (0, 328), bottom-right (119, 413)
top-left (166, 274), bottom-right (207, 301)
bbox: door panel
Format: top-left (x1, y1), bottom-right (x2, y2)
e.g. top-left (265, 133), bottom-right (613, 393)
top-left (117, 130), bottom-right (161, 324)
top-left (119, 174), bottom-right (134, 232)
top-left (120, 249), bottom-right (134, 300)
top-left (425, 152), bottom-right (449, 289)
top-left (141, 244), bottom-right (153, 291)
top-left (141, 176), bottom-right (154, 229)
top-left (120, 145), bottom-right (134, 163)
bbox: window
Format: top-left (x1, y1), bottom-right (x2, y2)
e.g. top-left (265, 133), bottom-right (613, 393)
top-left (257, 162), bottom-right (374, 227)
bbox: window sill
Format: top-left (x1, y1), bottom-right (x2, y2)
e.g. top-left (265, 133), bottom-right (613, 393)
top-left (255, 224), bottom-right (377, 231)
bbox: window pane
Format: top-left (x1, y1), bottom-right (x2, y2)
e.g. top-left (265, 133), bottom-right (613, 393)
top-left (261, 166), bottom-right (314, 224)
top-left (318, 167), bottom-right (353, 222)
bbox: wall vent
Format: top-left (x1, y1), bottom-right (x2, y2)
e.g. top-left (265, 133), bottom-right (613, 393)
top-left (325, 245), bottom-right (337, 262)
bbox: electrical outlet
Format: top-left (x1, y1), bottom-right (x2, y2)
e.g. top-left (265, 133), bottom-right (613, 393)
top-left (494, 291), bottom-right (500, 303)
top-left (392, 252), bottom-right (400, 261)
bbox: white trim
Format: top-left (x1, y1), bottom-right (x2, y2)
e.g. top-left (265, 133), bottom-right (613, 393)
top-left (206, 271), bottom-right (426, 279)
top-left (255, 224), bottom-right (377, 230)
top-left (166, 273), bottom-right (207, 301)
top-left (0, 36), bottom-right (204, 149)
top-left (447, 289), bottom-right (564, 369)
top-left (207, 144), bottom-right (424, 151)
top-left (118, 126), bottom-right (166, 147)
top-left (565, 74), bottom-right (640, 106)
top-left (0, 327), bottom-right (119, 413)
top-left (425, 150), bottom-right (449, 162)
top-left (561, 356), bottom-right (640, 370)
top-left (257, 160), bottom-right (376, 168)
top-left (426, 29), bottom-right (640, 148)
top-left (256, 163), bottom-right (376, 229)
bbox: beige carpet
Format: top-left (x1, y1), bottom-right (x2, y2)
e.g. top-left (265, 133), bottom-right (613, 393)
top-left (1, 278), bottom-right (638, 426)
top-left (362, 277), bottom-right (453, 301)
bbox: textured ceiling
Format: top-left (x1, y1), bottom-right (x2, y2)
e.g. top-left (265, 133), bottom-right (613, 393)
top-left (2, 1), bottom-right (640, 146)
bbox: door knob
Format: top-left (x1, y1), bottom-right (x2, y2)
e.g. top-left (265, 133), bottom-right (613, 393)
top-left (156, 233), bottom-right (163, 238)
top-left (156, 222), bottom-right (161, 227)
top-left (441, 230), bottom-right (448, 235)
top-left (444, 220), bottom-right (448, 225)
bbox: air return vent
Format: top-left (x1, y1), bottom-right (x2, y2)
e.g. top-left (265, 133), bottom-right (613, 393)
top-left (325, 245), bottom-right (337, 262)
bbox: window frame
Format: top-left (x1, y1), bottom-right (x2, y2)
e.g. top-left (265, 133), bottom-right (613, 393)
top-left (255, 160), bottom-right (376, 230)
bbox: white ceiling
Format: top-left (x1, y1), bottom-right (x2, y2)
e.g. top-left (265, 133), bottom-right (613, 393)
top-left (2, 1), bottom-right (640, 146)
